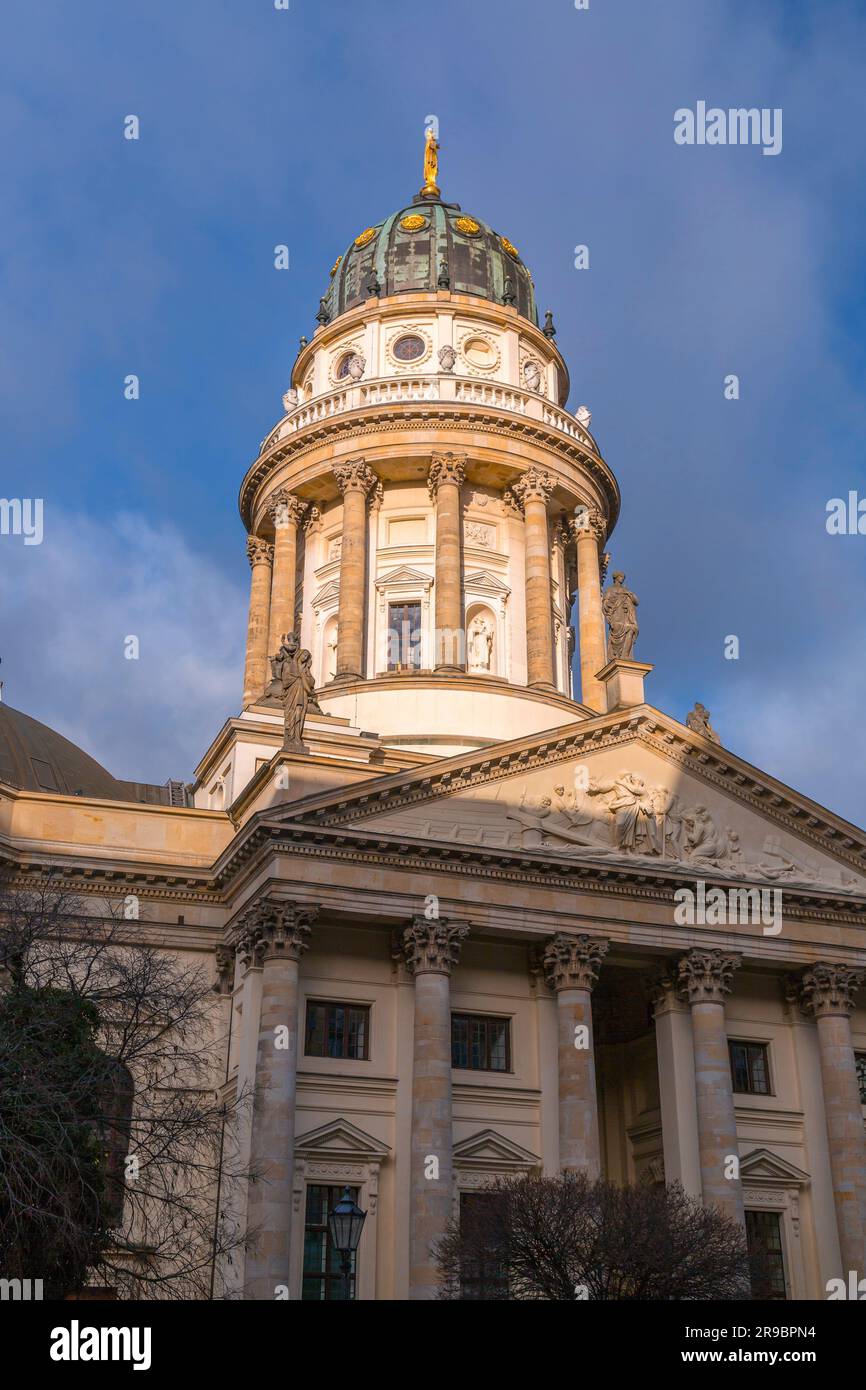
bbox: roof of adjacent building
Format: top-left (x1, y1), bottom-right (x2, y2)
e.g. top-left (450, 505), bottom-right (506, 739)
top-left (321, 194), bottom-right (537, 326)
top-left (0, 703), bottom-right (188, 805)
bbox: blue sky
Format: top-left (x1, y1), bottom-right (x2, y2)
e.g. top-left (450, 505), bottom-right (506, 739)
top-left (1, 0), bottom-right (864, 823)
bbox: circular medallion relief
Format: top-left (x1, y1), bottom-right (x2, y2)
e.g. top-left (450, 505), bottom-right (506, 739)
top-left (354, 226), bottom-right (377, 248)
top-left (329, 255), bottom-right (342, 277)
top-left (454, 216), bottom-right (481, 235)
top-left (391, 333), bottom-right (427, 363)
top-left (462, 336), bottom-right (498, 369)
top-left (399, 214), bottom-right (428, 233)
top-left (499, 233), bottom-right (520, 259)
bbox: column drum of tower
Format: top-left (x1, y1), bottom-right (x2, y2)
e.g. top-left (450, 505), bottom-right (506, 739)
top-left (267, 490), bottom-right (308, 654)
top-left (332, 459), bottom-right (378, 682)
top-left (511, 468), bottom-right (556, 690)
top-left (243, 536), bottom-right (274, 706)
top-left (428, 451), bottom-right (466, 672)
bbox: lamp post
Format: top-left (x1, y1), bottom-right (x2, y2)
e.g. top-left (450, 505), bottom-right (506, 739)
top-left (327, 1186), bottom-right (367, 1301)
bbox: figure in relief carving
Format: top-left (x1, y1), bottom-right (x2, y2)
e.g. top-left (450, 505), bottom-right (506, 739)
top-left (282, 388), bottom-right (298, 413)
top-left (467, 615), bottom-right (494, 671)
top-left (347, 353), bottom-right (366, 382)
top-left (602, 572), bottom-right (639, 659)
top-left (575, 405), bottom-right (592, 430)
top-left (686, 702), bottom-right (721, 744)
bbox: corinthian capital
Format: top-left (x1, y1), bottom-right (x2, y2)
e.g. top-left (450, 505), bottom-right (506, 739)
top-left (267, 488), bottom-right (309, 530)
top-left (511, 467), bottom-right (556, 509)
top-left (792, 962), bottom-right (864, 1019)
top-left (233, 898), bottom-right (317, 966)
top-left (399, 915), bottom-right (469, 976)
top-left (677, 949), bottom-right (741, 1005)
top-left (247, 535), bottom-right (274, 568)
top-left (428, 451), bottom-right (467, 499)
top-left (333, 458), bottom-right (378, 497)
top-left (569, 504), bottom-right (607, 547)
top-left (542, 932), bottom-right (609, 993)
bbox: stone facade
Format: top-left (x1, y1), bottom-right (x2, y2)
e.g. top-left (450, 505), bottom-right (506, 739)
top-left (1, 171), bottom-right (864, 1304)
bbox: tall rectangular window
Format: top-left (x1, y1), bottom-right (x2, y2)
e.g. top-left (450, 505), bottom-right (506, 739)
top-left (387, 601), bottom-right (421, 671)
top-left (302, 1185), bottom-right (359, 1301)
top-left (745, 1209), bottom-right (787, 1300)
top-left (451, 1014), bottom-right (510, 1072)
top-left (729, 1040), bottom-right (771, 1095)
top-left (305, 1001), bottom-right (370, 1060)
top-left (458, 1192), bottom-right (509, 1300)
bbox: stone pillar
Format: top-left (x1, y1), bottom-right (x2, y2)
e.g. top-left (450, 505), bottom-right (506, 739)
top-left (267, 490), bottom-right (308, 656)
top-left (793, 963), bottom-right (866, 1277)
top-left (428, 451), bottom-right (466, 671)
top-left (677, 949), bottom-right (745, 1228)
top-left (650, 974), bottom-right (702, 1198)
top-left (242, 536), bottom-right (274, 707)
top-left (542, 932), bottom-right (609, 1177)
top-left (572, 505), bottom-right (608, 712)
top-left (400, 914), bottom-right (470, 1300)
top-left (332, 459), bottom-right (378, 682)
top-left (243, 899), bottom-right (317, 1300)
top-left (511, 468), bottom-right (556, 689)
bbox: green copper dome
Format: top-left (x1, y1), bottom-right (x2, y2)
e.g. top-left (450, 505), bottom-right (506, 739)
top-left (320, 196), bottom-right (537, 326)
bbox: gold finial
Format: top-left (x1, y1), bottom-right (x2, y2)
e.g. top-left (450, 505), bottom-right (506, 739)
top-left (420, 126), bottom-right (440, 198)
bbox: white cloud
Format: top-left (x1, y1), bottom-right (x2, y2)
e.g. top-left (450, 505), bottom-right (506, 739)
top-left (0, 510), bottom-right (246, 784)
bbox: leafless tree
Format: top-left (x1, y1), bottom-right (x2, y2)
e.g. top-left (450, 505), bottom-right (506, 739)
top-left (436, 1172), bottom-right (752, 1300)
top-left (0, 880), bottom-right (251, 1300)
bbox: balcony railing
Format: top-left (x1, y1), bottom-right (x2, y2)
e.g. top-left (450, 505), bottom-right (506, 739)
top-left (258, 376), bottom-right (595, 455)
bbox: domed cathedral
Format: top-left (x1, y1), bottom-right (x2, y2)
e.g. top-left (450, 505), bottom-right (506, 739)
top-left (2, 135), bottom-right (866, 1304)
top-left (233, 136), bottom-right (617, 759)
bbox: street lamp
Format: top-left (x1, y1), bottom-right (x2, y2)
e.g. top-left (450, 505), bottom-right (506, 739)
top-left (328, 1186), bottom-right (367, 1301)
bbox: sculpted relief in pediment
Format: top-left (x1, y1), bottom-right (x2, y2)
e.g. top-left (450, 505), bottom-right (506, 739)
top-left (364, 752), bottom-right (865, 894)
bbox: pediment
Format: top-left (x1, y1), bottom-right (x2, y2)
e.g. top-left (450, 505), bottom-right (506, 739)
top-left (285, 710), bottom-right (866, 898)
top-left (740, 1148), bottom-right (810, 1187)
top-left (375, 565), bottom-right (433, 590)
top-left (294, 1118), bottom-right (391, 1161)
top-left (312, 578), bottom-right (340, 609)
top-left (464, 569), bottom-right (511, 596)
top-left (453, 1129), bottom-right (541, 1169)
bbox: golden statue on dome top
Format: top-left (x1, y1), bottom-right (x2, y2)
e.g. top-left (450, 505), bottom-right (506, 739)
top-left (420, 125), bottom-right (440, 198)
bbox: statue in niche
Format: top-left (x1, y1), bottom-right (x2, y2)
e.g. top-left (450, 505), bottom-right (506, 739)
top-left (686, 702), bottom-right (721, 744)
top-left (602, 571), bottom-right (639, 659)
top-left (268, 632), bottom-right (323, 748)
top-left (468, 615), bottom-right (494, 671)
top-left (326, 628), bottom-right (338, 681)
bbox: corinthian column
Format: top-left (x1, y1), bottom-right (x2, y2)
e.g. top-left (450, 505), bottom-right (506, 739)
top-left (243, 899), bottom-right (316, 1300)
top-left (511, 467), bottom-right (556, 689)
top-left (793, 963), bottom-right (866, 1277)
top-left (677, 949), bottom-right (745, 1228)
top-left (243, 536), bottom-right (274, 707)
top-left (572, 505), bottom-right (608, 712)
top-left (542, 932), bottom-right (608, 1177)
top-left (332, 458), bottom-right (378, 681)
top-left (267, 490), bottom-right (308, 655)
top-left (400, 914), bottom-right (470, 1300)
top-left (428, 452), bottom-right (466, 672)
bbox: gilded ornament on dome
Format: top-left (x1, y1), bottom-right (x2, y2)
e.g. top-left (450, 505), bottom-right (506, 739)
top-left (354, 226), bottom-right (378, 248)
top-left (400, 213), bottom-right (428, 232)
top-left (329, 255), bottom-right (342, 277)
top-left (499, 233), bottom-right (520, 258)
top-left (454, 215), bottom-right (480, 235)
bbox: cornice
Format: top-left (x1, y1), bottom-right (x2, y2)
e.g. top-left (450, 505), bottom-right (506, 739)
top-left (239, 402), bottom-right (619, 533)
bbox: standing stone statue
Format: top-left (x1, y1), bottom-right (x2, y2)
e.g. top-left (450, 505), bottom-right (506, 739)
top-left (267, 632), bottom-right (323, 748)
top-left (602, 572), bottom-right (639, 659)
top-left (686, 702), bottom-right (721, 745)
